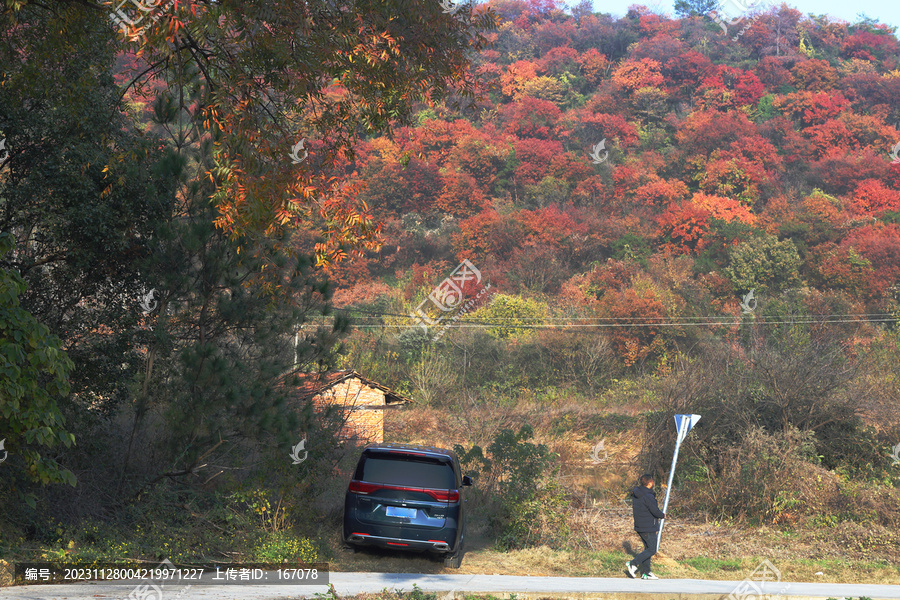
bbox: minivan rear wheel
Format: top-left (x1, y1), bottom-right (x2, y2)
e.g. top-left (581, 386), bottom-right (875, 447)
top-left (443, 538), bottom-right (464, 568)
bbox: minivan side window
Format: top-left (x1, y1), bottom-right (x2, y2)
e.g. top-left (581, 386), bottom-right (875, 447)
top-left (358, 455), bottom-right (455, 489)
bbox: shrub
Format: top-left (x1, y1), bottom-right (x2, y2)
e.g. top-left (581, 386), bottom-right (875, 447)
top-left (686, 426), bottom-right (818, 524)
top-left (455, 425), bottom-right (570, 550)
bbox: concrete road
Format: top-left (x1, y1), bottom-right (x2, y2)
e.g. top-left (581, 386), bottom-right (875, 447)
top-left (3, 571), bottom-right (900, 600)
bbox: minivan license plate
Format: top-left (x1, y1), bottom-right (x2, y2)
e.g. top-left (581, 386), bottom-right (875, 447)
top-left (386, 506), bottom-right (416, 518)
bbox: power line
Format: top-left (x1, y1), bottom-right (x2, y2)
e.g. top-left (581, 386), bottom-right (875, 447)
top-left (346, 317), bottom-right (898, 330)
top-left (321, 306), bottom-right (899, 330)
top-left (331, 306), bottom-right (896, 322)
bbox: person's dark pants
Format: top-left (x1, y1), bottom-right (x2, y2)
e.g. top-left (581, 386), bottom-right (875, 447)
top-left (632, 530), bottom-right (658, 574)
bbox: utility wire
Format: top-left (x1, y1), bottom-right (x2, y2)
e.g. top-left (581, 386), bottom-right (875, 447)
top-left (330, 306), bottom-right (896, 322)
top-left (348, 317), bottom-right (898, 330)
top-left (317, 306), bottom-right (898, 329)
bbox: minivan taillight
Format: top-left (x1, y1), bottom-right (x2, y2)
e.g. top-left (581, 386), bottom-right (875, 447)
top-left (427, 489), bottom-right (460, 502)
top-left (348, 480), bottom-right (459, 502)
top-left (348, 480), bottom-right (381, 494)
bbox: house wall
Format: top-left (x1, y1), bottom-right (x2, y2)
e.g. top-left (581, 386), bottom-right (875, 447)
top-left (314, 377), bottom-right (385, 442)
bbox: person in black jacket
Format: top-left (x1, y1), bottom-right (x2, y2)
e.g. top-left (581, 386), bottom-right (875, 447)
top-left (626, 474), bottom-right (666, 580)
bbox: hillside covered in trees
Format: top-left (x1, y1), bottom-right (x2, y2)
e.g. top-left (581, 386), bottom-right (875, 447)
top-left (332, 0), bottom-right (900, 340)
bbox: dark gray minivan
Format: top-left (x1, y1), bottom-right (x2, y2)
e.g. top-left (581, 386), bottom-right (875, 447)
top-left (342, 443), bottom-right (473, 567)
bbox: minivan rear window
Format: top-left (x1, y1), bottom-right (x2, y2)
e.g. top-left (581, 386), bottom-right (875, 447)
top-left (359, 455), bottom-right (456, 489)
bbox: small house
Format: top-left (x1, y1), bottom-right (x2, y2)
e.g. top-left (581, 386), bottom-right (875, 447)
top-left (288, 370), bottom-right (413, 443)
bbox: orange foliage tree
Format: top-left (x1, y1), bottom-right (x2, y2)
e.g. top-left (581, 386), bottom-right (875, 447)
top-left (610, 58), bottom-right (665, 94)
top-left (446, 128), bottom-right (515, 195)
top-left (537, 45), bottom-right (580, 75)
top-left (452, 210), bottom-right (524, 262)
top-left (576, 48), bottom-right (610, 86)
top-left (112, 0), bottom-right (499, 267)
top-left (790, 59), bottom-right (840, 91)
top-left (500, 97), bottom-right (562, 139)
top-left (806, 243), bottom-right (873, 298)
top-left (674, 110), bottom-right (756, 159)
top-left (500, 60), bottom-right (540, 100)
top-left (436, 171), bottom-right (489, 218)
top-left (847, 179), bottom-right (900, 217)
top-left (842, 224), bottom-right (900, 300)
top-left (513, 138), bottom-right (565, 186)
top-left (772, 92), bottom-right (851, 127)
top-left (697, 66), bottom-right (765, 111)
top-left (656, 194), bottom-right (757, 253)
top-left (597, 287), bottom-right (668, 366)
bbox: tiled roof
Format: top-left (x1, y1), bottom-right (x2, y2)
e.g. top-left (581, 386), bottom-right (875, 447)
top-left (282, 369), bottom-right (413, 405)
